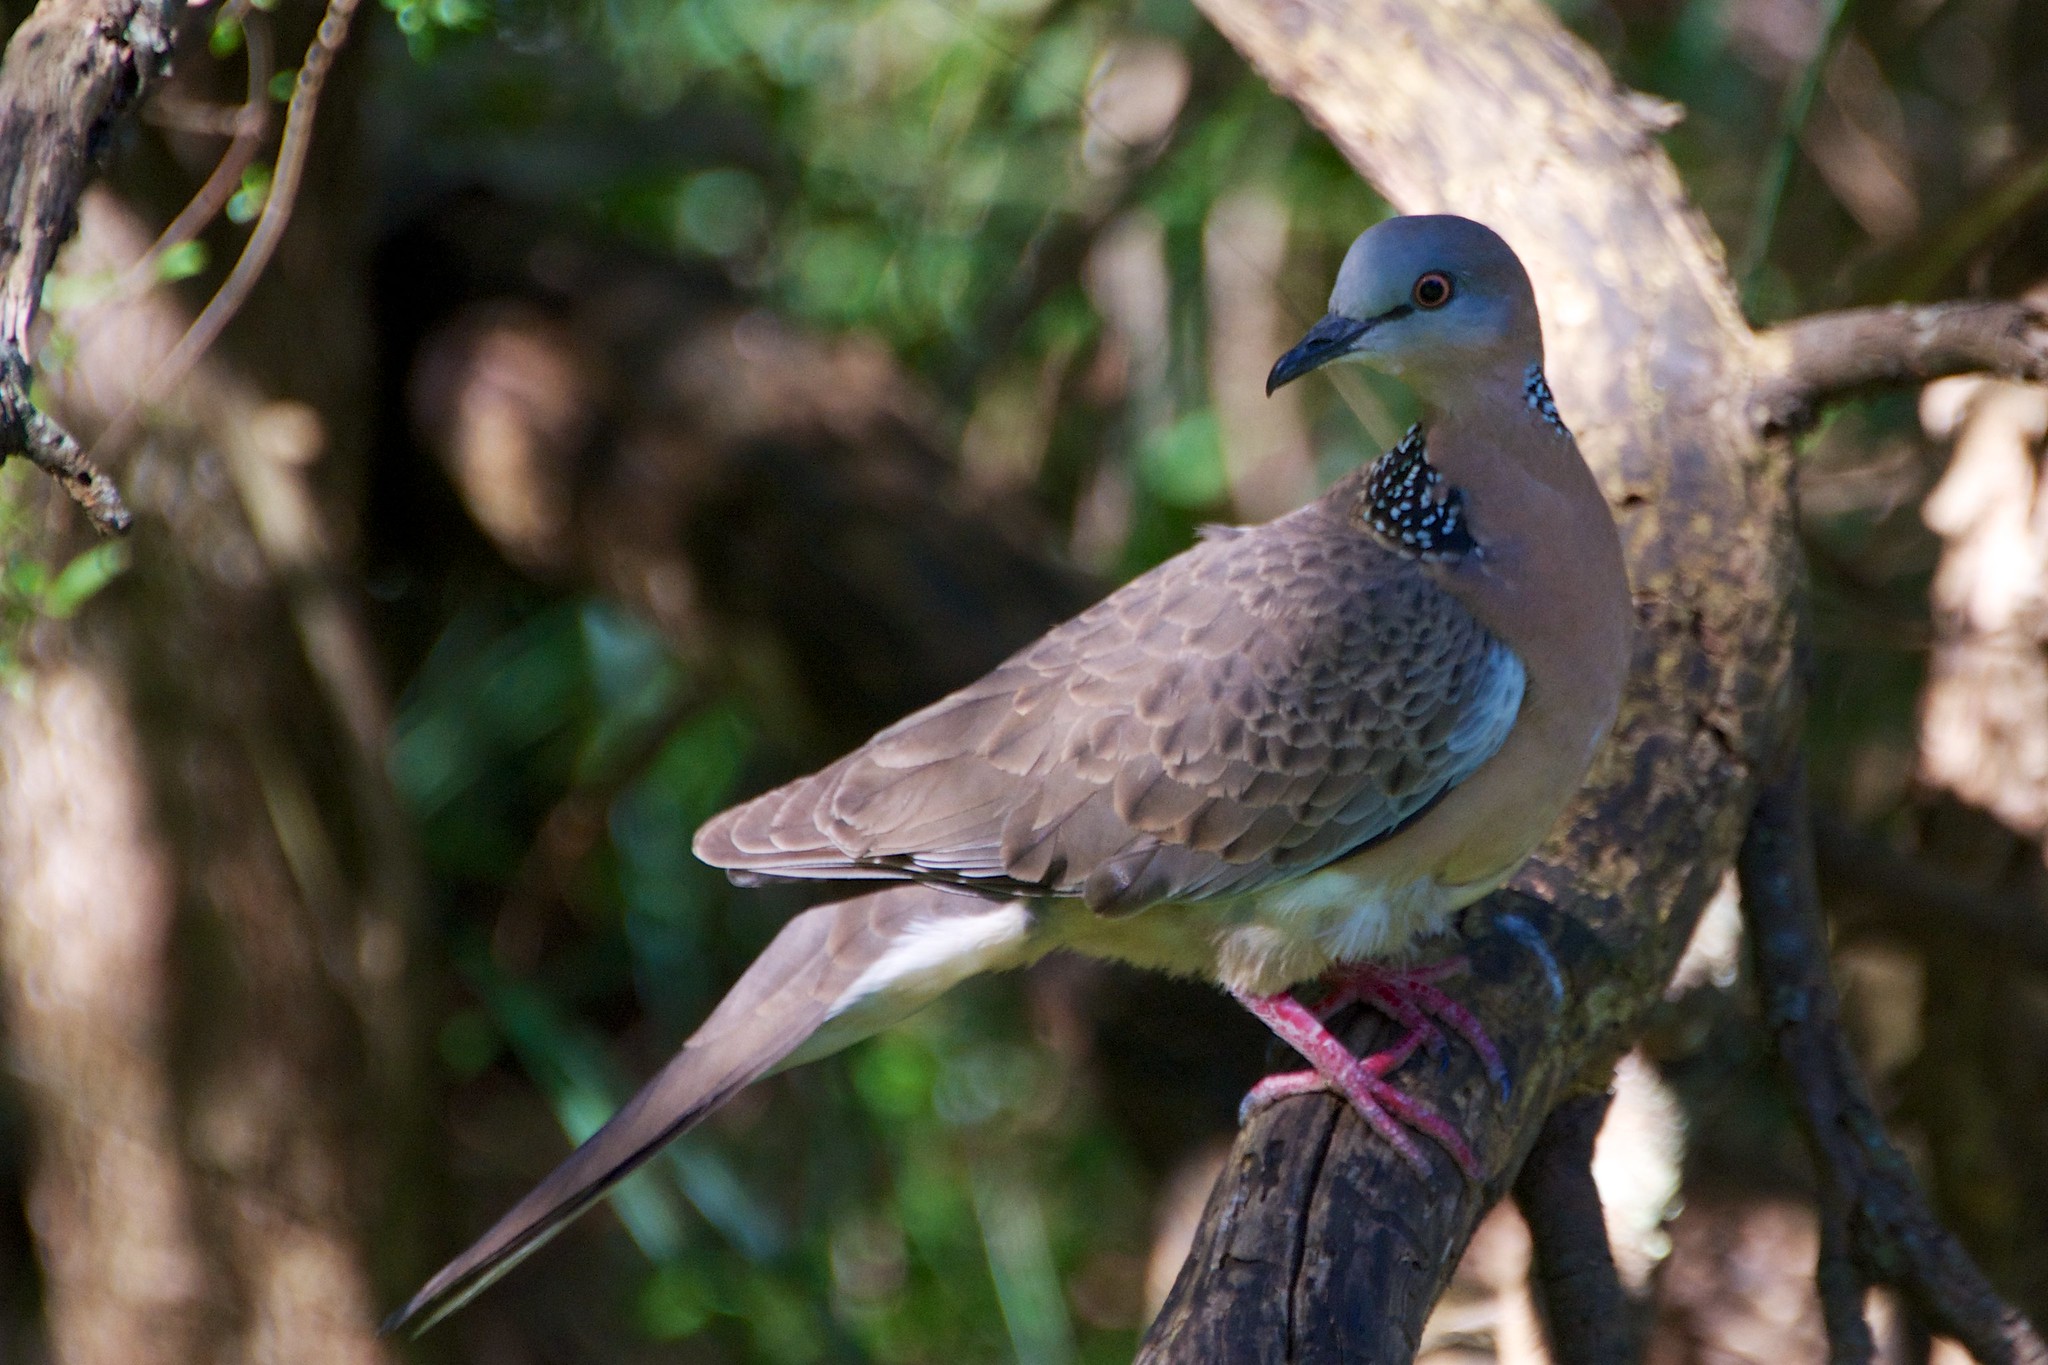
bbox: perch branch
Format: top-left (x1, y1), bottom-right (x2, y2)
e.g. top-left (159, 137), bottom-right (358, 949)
top-left (1513, 1090), bottom-right (1636, 1365)
top-left (1750, 301), bottom-right (2048, 437)
top-left (1740, 763), bottom-right (2048, 1365)
top-left (0, 0), bottom-right (184, 531)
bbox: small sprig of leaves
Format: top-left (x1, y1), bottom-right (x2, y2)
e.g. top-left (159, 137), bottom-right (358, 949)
top-left (0, 541), bottom-right (130, 679)
top-left (382, 0), bottom-right (488, 59)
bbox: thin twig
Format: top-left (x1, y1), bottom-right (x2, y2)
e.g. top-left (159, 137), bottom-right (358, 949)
top-left (111, 9), bottom-right (273, 305)
top-left (1817, 1197), bottom-right (1878, 1365)
top-left (1740, 762), bottom-right (2048, 1365)
top-left (90, 0), bottom-right (362, 461)
top-left (1, 361), bottom-right (134, 531)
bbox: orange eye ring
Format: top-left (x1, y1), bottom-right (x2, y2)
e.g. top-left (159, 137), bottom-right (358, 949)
top-left (1412, 272), bottom-right (1453, 309)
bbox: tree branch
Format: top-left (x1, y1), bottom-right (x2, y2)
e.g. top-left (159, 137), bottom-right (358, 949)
top-left (1139, 0), bottom-right (1801, 1356)
top-left (1, 360), bottom-right (132, 531)
top-left (1740, 763), bottom-right (2048, 1365)
top-left (1514, 1091), bottom-right (1636, 1365)
top-left (0, 0), bottom-right (181, 532)
top-left (1817, 1196), bottom-right (1878, 1365)
top-left (1813, 812), bottom-right (2048, 977)
top-left (1750, 301), bottom-right (2048, 437)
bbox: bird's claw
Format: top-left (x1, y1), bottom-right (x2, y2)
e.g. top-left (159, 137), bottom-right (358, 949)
top-left (1326, 958), bottom-right (1510, 1100)
top-left (1232, 988), bottom-right (1484, 1181)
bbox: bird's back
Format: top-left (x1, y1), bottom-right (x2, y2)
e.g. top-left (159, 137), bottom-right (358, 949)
top-left (693, 471), bottom-right (1525, 917)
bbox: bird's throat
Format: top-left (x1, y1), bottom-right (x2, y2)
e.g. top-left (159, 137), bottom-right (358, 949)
top-left (1355, 426), bottom-right (1476, 561)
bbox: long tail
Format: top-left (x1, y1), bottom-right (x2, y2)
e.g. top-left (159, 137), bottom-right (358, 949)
top-left (384, 885), bottom-right (1034, 1336)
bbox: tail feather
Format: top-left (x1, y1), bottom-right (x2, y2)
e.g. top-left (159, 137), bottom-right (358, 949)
top-left (385, 885), bottom-right (1032, 1336)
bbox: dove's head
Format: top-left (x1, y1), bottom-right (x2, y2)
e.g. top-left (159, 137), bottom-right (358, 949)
top-left (1267, 215), bottom-right (1543, 402)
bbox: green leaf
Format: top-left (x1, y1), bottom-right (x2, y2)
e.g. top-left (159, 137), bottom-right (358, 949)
top-left (41, 542), bottom-right (130, 619)
top-left (154, 240), bottom-right (208, 283)
top-left (227, 164), bottom-right (273, 226)
top-left (209, 14), bottom-right (243, 57)
top-left (637, 1264), bottom-right (715, 1340)
top-left (4, 556), bottom-right (49, 601)
top-left (40, 269), bottom-right (116, 313)
top-left (1137, 409), bottom-right (1226, 508)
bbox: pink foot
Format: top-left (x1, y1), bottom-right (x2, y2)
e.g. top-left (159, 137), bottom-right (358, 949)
top-left (1232, 987), bottom-right (1481, 1180)
top-left (1314, 959), bottom-right (1510, 1098)
top-left (1233, 959), bottom-right (1505, 1179)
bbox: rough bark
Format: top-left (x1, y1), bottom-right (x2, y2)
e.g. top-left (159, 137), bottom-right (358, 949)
top-left (1139, 0), bottom-right (1790, 1356)
top-left (1513, 1092), bottom-right (1635, 1365)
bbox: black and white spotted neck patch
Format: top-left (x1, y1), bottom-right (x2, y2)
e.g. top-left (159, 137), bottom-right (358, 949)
top-left (1524, 364), bottom-right (1569, 436)
top-left (1356, 425), bottom-right (1476, 561)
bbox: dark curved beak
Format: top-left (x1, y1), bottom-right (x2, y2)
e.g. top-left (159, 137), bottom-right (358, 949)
top-left (1266, 313), bottom-right (1371, 394)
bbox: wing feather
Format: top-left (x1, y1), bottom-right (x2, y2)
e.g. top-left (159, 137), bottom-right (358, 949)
top-left (692, 493), bottom-right (1526, 911)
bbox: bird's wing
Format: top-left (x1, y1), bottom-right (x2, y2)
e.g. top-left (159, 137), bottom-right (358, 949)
top-left (695, 499), bottom-right (1524, 915)
top-left (384, 885), bottom-right (1031, 1337)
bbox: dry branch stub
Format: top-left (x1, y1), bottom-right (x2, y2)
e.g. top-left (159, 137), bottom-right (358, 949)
top-left (0, 0), bottom-right (186, 531)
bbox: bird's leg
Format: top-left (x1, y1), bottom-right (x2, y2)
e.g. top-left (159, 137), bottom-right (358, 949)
top-left (1232, 987), bottom-right (1480, 1180)
top-left (1306, 962), bottom-right (1448, 1058)
top-left (1328, 959), bottom-right (1510, 1097)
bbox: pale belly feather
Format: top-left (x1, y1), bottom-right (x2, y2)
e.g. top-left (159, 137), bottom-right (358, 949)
top-left (1023, 854), bottom-right (1515, 999)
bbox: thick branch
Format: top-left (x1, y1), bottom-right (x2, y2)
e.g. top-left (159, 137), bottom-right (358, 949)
top-left (1741, 764), bottom-right (2047, 1365)
top-left (1141, 0), bottom-right (1799, 1357)
top-left (0, 0), bottom-right (181, 531)
top-left (1514, 1091), bottom-right (1635, 1365)
top-left (1751, 302), bottom-right (2048, 437)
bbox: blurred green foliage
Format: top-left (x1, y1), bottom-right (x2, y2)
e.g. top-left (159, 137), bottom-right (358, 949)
top-left (391, 593), bottom-right (1159, 1360)
top-left (373, 4), bottom-right (1389, 1347)
top-left (0, 464), bottom-right (129, 683)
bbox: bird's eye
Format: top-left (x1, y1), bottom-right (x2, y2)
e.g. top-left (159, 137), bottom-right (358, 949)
top-left (1412, 272), bottom-right (1453, 309)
